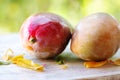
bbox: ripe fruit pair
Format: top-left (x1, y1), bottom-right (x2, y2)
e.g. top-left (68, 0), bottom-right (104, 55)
top-left (20, 12), bottom-right (120, 61)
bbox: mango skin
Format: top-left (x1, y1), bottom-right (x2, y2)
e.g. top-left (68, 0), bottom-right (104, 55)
top-left (20, 13), bottom-right (72, 59)
top-left (70, 13), bottom-right (120, 61)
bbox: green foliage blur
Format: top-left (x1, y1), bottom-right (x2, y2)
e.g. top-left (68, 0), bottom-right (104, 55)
top-left (0, 0), bottom-right (120, 34)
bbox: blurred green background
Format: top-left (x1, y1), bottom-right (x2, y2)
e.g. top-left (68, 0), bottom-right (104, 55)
top-left (0, 0), bottom-right (120, 34)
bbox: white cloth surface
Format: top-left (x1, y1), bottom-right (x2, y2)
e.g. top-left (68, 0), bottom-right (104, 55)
top-left (0, 34), bottom-right (120, 80)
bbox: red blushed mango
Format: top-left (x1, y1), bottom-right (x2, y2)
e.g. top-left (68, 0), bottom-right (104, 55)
top-left (20, 13), bottom-right (72, 59)
top-left (70, 13), bottom-right (120, 61)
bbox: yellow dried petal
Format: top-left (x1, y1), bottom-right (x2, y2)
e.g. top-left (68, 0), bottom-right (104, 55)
top-left (111, 58), bottom-right (120, 66)
top-left (2, 49), bottom-right (44, 72)
top-left (84, 60), bottom-right (107, 68)
top-left (2, 48), bottom-right (14, 61)
top-left (11, 54), bottom-right (44, 71)
top-left (11, 54), bottom-right (24, 63)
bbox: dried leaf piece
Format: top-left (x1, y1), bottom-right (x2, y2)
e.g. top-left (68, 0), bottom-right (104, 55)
top-left (11, 54), bottom-right (44, 71)
top-left (56, 60), bottom-right (64, 65)
top-left (2, 48), bottom-right (14, 61)
top-left (55, 56), bottom-right (64, 65)
top-left (111, 58), bottom-right (120, 66)
top-left (0, 61), bottom-right (11, 65)
top-left (84, 60), bottom-right (107, 68)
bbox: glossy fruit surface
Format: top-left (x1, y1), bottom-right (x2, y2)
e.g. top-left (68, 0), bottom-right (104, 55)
top-left (71, 13), bottom-right (120, 61)
top-left (20, 13), bottom-right (72, 59)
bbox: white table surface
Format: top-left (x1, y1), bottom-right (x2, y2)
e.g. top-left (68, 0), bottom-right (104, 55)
top-left (0, 33), bottom-right (120, 80)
